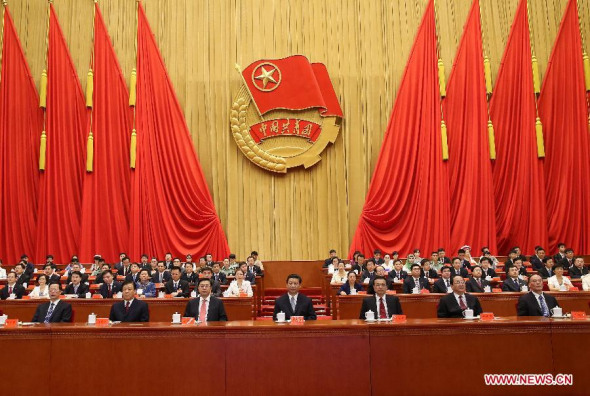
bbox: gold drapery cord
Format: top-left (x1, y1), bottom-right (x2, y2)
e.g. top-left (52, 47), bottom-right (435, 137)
top-left (526, 0), bottom-right (545, 158)
top-left (433, 0), bottom-right (448, 160)
top-left (86, 0), bottom-right (97, 172)
top-left (478, 0), bottom-right (496, 160)
top-left (129, 0), bottom-right (139, 169)
top-left (0, 1), bottom-right (7, 88)
top-left (38, 0), bottom-right (52, 171)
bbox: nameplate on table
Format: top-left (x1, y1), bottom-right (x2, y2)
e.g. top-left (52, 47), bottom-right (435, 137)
top-left (480, 312), bottom-right (495, 321)
top-left (571, 311), bottom-right (587, 320)
top-left (492, 288), bottom-right (502, 293)
top-left (290, 316), bottom-right (305, 325)
top-left (182, 317), bottom-right (195, 325)
top-left (393, 315), bottom-right (406, 323)
top-left (5, 319), bottom-right (18, 328)
top-left (95, 318), bottom-right (109, 327)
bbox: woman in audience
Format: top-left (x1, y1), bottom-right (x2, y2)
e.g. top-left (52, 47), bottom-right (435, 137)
top-left (29, 274), bottom-right (50, 299)
top-left (136, 269), bottom-right (156, 298)
top-left (224, 268), bottom-right (253, 297)
top-left (339, 271), bottom-right (364, 295)
top-left (330, 261), bottom-right (348, 284)
top-left (382, 254), bottom-right (393, 272)
top-left (547, 264), bottom-right (573, 291)
top-left (327, 257), bottom-right (340, 274)
top-left (0, 259), bottom-right (6, 279)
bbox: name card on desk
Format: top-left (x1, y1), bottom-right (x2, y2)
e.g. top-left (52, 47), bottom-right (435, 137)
top-left (393, 315), bottom-right (406, 323)
top-left (571, 311), bottom-right (587, 320)
top-left (5, 319), bottom-right (18, 327)
top-left (290, 316), bottom-right (304, 325)
top-left (480, 312), bottom-right (495, 321)
top-left (182, 317), bottom-right (195, 325)
top-left (492, 288), bottom-right (502, 293)
top-left (22, 296), bottom-right (30, 300)
top-left (569, 286), bottom-right (579, 291)
top-left (357, 291), bottom-right (367, 295)
top-left (238, 292), bottom-right (249, 297)
top-left (419, 288), bottom-right (430, 294)
top-left (92, 294), bottom-right (103, 299)
top-left (492, 277), bottom-right (501, 282)
top-left (95, 318), bottom-right (109, 327)
top-left (164, 294), bottom-right (173, 299)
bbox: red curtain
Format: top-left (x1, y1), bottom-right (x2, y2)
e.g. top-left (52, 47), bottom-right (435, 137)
top-left (0, 7), bottom-right (43, 264)
top-left (349, 0), bottom-right (450, 257)
top-left (444, 0), bottom-right (497, 255)
top-left (538, 0), bottom-right (590, 254)
top-left (79, 4), bottom-right (132, 263)
top-left (490, 0), bottom-right (548, 255)
top-left (35, 5), bottom-right (88, 264)
top-left (129, 4), bottom-right (229, 261)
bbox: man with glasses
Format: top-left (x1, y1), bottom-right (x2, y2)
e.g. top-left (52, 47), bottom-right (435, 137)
top-left (31, 283), bottom-right (72, 323)
top-left (437, 275), bottom-right (483, 318)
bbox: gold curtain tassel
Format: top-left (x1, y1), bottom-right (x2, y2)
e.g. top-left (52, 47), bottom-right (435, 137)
top-left (583, 52), bottom-right (590, 92)
top-left (484, 56), bottom-right (493, 95)
top-left (438, 59), bottom-right (446, 98)
top-left (535, 117), bottom-right (545, 158)
top-left (130, 129), bottom-right (137, 168)
top-left (39, 70), bottom-right (48, 108)
top-left (532, 56), bottom-right (541, 94)
top-left (129, 68), bottom-right (137, 106)
top-left (487, 120), bottom-right (496, 160)
top-left (39, 130), bottom-right (47, 170)
top-left (86, 131), bottom-right (94, 172)
top-left (441, 119), bottom-right (449, 160)
top-left (86, 69), bottom-right (94, 108)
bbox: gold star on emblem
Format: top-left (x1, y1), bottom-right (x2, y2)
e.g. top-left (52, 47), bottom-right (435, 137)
top-left (254, 66), bottom-right (278, 89)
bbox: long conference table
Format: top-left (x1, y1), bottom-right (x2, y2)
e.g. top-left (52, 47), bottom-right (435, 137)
top-left (0, 317), bottom-right (588, 396)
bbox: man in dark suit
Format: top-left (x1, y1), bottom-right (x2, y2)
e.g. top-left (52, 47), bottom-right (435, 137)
top-left (98, 270), bottom-right (122, 298)
top-left (569, 257), bottom-right (589, 279)
top-left (421, 259), bottom-right (438, 280)
top-left (359, 276), bottom-right (402, 319)
top-left (457, 249), bottom-right (472, 270)
top-left (387, 260), bottom-right (408, 284)
top-left (465, 266), bottom-right (490, 293)
top-left (238, 263), bottom-right (256, 285)
top-left (479, 257), bottom-right (497, 279)
top-left (361, 259), bottom-right (377, 284)
top-left (372, 249), bottom-right (385, 265)
top-left (164, 267), bottom-right (190, 297)
top-left (538, 257), bottom-right (555, 279)
top-left (151, 262), bottom-right (171, 284)
top-left (437, 275), bottom-right (483, 318)
top-left (502, 266), bottom-right (527, 292)
top-left (43, 264), bottom-right (61, 284)
top-left (109, 281), bottom-right (149, 322)
top-left (20, 255), bottom-right (35, 277)
top-left (199, 267), bottom-right (222, 297)
top-left (553, 243), bottom-right (566, 265)
top-left (163, 253), bottom-right (174, 270)
top-left (211, 262), bottom-right (227, 285)
top-left (13, 263), bottom-right (30, 287)
top-left (183, 278), bottom-right (228, 321)
top-left (529, 247), bottom-right (546, 271)
top-left (32, 283), bottom-right (72, 323)
top-left (65, 263), bottom-right (89, 285)
top-left (432, 266), bottom-right (453, 293)
top-left (273, 274), bottom-right (317, 320)
top-left (64, 272), bottom-right (89, 298)
top-left (124, 263), bottom-right (142, 284)
top-left (323, 249), bottom-right (338, 268)
top-left (0, 273), bottom-right (25, 300)
top-left (181, 264), bottom-right (198, 285)
top-left (559, 248), bottom-right (575, 270)
top-left (350, 254), bottom-right (366, 275)
top-left (450, 258), bottom-right (469, 278)
top-left (402, 264), bottom-right (430, 294)
top-left (114, 256), bottom-right (131, 277)
top-left (246, 256), bottom-right (264, 277)
top-left (517, 275), bottom-right (560, 316)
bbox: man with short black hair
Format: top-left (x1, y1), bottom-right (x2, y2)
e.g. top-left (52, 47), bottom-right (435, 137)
top-left (13, 263), bottom-right (30, 287)
top-left (479, 257), bottom-right (497, 279)
top-left (553, 243), bottom-right (566, 264)
top-left (437, 275), bottom-right (483, 318)
top-left (164, 252), bottom-right (174, 270)
top-left (211, 262), bottom-right (227, 285)
top-left (465, 266), bottom-right (490, 293)
top-left (450, 257), bottom-right (469, 278)
top-left (359, 276), bottom-right (402, 319)
top-left (538, 257), bottom-right (555, 279)
top-left (529, 247), bottom-right (546, 271)
top-left (437, 248), bottom-right (451, 265)
top-left (99, 270), bottom-right (122, 298)
top-left (457, 249), bottom-right (472, 270)
top-left (140, 254), bottom-right (150, 271)
top-left (165, 267), bottom-right (190, 298)
top-left (246, 255), bottom-right (263, 277)
top-left (125, 262), bottom-right (141, 284)
top-left (32, 283), bottom-right (72, 323)
top-left (351, 254), bottom-right (365, 274)
top-left (66, 262), bottom-right (88, 284)
top-left (239, 262), bottom-right (256, 284)
top-left (152, 262), bottom-right (171, 284)
top-left (109, 281), bottom-right (149, 322)
top-left (0, 273), bottom-right (25, 299)
top-left (44, 264), bottom-right (61, 284)
top-left (560, 248), bottom-right (575, 269)
top-left (361, 259), bottom-right (377, 285)
top-left (115, 256), bottom-right (131, 277)
top-left (402, 264), bottom-right (430, 294)
top-left (502, 266), bottom-right (527, 292)
top-left (200, 267), bottom-right (222, 297)
top-left (272, 274), bottom-right (317, 320)
top-left (183, 278), bottom-right (228, 321)
top-left (373, 249), bottom-right (385, 265)
top-left (387, 260), bottom-right (407, 283)
top-left (64, 271), bottom-right (89, 298)
top-left (323, 249), bottom-right (338, 268)
top-left (432, 266), bottom-right (453, 293)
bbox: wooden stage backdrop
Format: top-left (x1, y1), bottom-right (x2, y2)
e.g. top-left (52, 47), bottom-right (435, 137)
top-left (4, 0), bottom-right (590, 260)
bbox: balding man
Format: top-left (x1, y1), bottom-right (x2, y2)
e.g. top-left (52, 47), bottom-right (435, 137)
top-left (517, 274), bottom-right (559, 317)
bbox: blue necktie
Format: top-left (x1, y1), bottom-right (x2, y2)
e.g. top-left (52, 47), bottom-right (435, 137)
top-left (538, 295), bottom-right (549, 317)
top-left (44, 303), bottom-right (56, 323)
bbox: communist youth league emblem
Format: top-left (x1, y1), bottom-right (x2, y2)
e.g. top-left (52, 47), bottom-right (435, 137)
top-left (232, 55), bottom-right (343, 173)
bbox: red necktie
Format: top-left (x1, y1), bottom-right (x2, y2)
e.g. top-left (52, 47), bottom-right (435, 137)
top-left (379, 297), bottom-right (387, 319)
top-left (108, 284), bottom-right (112, 298)
top-left (477, 279), bottom-right (481, 288)
top-left (125, 301), bottom-right (130, 313)
top-left (459, 295), bottom-right (467, 310)
top-left (8, 286), bottom-right (13, 294)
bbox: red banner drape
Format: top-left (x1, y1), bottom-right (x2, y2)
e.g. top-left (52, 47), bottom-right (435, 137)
top-left (79, 4), bottom-right (132, 263)
top-left (348, 0), bottom-right (450, 257)
top-left (490, 0), bottom-right (548, 255)
top-left (0, 7), bottom-right (43, 264)
top-left (444, 0), bottom-right (497, 255)
top-left (538, 0), bottom-right (590, 254)
top-left (35, 5), bottom-right (88, 264)
top-left (129, 3), bottom-right (229, 261)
